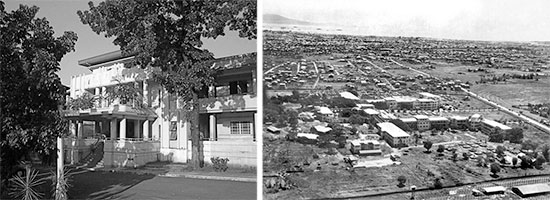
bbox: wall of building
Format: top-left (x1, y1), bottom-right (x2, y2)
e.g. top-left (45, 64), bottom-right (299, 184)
top-left (103, 140), bottom-right (161, 167)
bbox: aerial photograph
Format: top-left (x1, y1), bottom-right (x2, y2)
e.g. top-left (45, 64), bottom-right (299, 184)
top-left (1, 0), bottom-right (257, 199)
top-left (262, 0), bottom-right (550, 199)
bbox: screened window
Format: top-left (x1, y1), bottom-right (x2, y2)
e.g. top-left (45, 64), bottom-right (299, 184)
top-left (169, 121), bottom-right (177, 140)
top-left (230, 121), bottom-right (251, 135)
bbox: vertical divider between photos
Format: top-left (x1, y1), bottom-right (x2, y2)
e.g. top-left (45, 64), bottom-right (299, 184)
top-left (256, 1), bottom-right (264, 198)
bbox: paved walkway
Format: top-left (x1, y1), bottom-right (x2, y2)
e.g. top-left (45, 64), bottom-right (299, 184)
top-left (159, 163), bottom-right (256, 183)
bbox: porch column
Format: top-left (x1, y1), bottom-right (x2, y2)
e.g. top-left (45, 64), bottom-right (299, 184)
top-left (119, 118), bottom-right (127, 139)
top-left (143, 120), bottom-right (150, 140)
top-left (134, 119), bottom-right (141, 139)
top-left (77, 120), bottom-right (83, 139)
top-left (143, 81), bottom-right (149, 107)
top-left (209, 114), bottom-right (217, 141)
top-left (102, 86), bottom-right (107, 107)
top-left (110, 118), bottom-right (117, 140)
top-left (253, 112), bottom-right (257, 141)
top-left (95, 87), bottom-right (100, 107)
top-left (70, 120), bottom-right (77, 137)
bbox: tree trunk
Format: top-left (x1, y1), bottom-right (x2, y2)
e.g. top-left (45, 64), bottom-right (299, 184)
top-left (190, 92), bottom-right (204, 169)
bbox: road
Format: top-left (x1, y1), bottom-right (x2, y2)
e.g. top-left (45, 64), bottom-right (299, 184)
top-left (264, 62), bottom-right (287, 75)
top-left (388, 58), bottom-right (431, 77)
top-left (312, 61), bottom-right (320, 89)
top-left (462, 88), bottom-right (550, 134)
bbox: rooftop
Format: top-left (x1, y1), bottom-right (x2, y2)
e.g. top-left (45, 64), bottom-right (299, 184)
top-left (377, 122), bottom-right (410, 138)
top-left (364, 108), bottom-right (380, 115)
top-left (297, 133), bottom-right (319, 140)
top-left (482, 119), bottom-right (512, 130)
top-left (512, 183), bottom-right (550, 196)
top-left (340, 91), bottom-right (360, 100)
top-left (414, 115), bottom-right (429, 120)
top-left (318, 107), bottom-right (334, 115)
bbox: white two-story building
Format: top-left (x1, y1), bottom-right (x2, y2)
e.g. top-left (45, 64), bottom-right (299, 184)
top-left (63, 50), bottom-right (257, 168)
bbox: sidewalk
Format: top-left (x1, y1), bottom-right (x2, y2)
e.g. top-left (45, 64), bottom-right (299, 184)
top-left (159, 163), bottom-right (257, 183)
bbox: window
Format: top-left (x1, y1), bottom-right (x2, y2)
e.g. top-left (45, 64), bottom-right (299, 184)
top-left (169, 121), bottom-right (177, 140)
top-left (229, 81), bottom-right (249, 95)
top-left (230, 121), bottom-right (251, 135)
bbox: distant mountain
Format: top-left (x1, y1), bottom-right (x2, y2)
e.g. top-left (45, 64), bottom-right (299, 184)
top-left (263, 14), bottom-right (315, 25)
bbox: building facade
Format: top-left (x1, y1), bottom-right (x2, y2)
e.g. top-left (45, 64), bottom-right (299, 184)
top-left (63, 51), bottom-right (257, 168)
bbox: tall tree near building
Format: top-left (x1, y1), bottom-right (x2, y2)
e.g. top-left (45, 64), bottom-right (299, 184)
top-left (77, 0), bottom-right (256, 169)
top-left (0, 1), bottom-right (77, 178)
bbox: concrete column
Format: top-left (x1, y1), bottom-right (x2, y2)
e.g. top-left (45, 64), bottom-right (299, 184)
top-left (102, 86), bottom-right (107, 107)
top-left (143, 81), bottom-right (148, 107)
top-left (119, 118), bottom-right (127, 139)
top-left (134, 119), bottom-right (140, 139)
top-left (95, 87), bottom-right (100, 107)
top-left (253, 112), bottom-right (257, 141)
top-left (209, 114), bottom-right (216, 141)
top-left (70, 120), bottom-right (77, 137)
top-left (110, 118), bottom-right (117, 140)
top-left (143, 120), bottom-right (150, 140)
top-left (77, 120), bottom-right (83, 139)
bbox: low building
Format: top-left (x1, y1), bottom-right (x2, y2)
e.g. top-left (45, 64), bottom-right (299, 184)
top-left (512, 183), bottom-right (550, 197)
top-left (480, 119), bottom-right (512, 135)
top-left (349, 140), bottom-right (382, 155)
top-left (311, 125), bottom-right (332, 134)
top-left (377, 122), bottom-right (410, 147)
top-left (481, 186), bottom-right (506, 195)
top-left (414, 115), bottom-right (430, 130)
top-left (449, 116), bottom-right (468, 129)
top-left (298, 112), bottom-right (315, 121)
top-left (416, 98), bottom-right (439, 110)
top-left (317, 106), bottom-right (334, 118)
top-left (399, 118), bottom-right (417, 130)
top-left (429, 116), bottom-right (449, 130)
top-left (340, 91), bottom-right (360, 100)
top-left (468, 114), bottom-right (483, 130)
top-left (266, 126), bottom-right (281, 134)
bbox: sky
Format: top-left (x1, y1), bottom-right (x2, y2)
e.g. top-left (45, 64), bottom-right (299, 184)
top-left (4, 0), bottom-right (257, 85)
top-left (264, 0), bottom-right (550, 42)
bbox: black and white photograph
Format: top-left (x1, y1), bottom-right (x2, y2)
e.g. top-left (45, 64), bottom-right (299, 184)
top-left (263, 0), bottom-right (550, 199)
top-left (1, 0), bottom-right (257, 199)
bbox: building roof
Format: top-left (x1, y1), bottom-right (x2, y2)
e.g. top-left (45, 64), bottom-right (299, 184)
top-left (482, 119), bottom-right (512, 130)
top-left (379, 111), bottom-right (397, 120)
top-left (419, 92), bottom-right (441, 99)
top-left (318, 107), bottom-right (334, 115)
top-left (266, 126), bottom-right (281, 133)
top-left (364, 108), bottom-right (380, 115)
top-left (429, 116), bottom-right (449, 121)
top-left (78, 50), bottom-right (134, 67)
top-left (340, 91), bottom-right (360, 100)
top-left (297, 133), bottom-right (319, 140)
top-left (377, 122), bottom-right (410, 138)
top-left (400, 118), bottom-right (417, 123)
top-left (481, 186), bottom-right (506, 194)
top-left (450, 116), bottom-right (468, 121)
top-left (312, 125), bottom-right (332, 133)
top-left (512, 183), bottom-right (550, 196)
top-left (356, 103), bottom-right (374, 108)
top-left (414, 115), bottom-right (429, 120)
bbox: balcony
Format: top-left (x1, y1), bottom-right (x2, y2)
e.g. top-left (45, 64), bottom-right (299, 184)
top-left (199, 94), bottom-right (257, 113)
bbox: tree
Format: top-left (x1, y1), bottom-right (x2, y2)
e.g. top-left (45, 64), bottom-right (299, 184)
top-left (488, 131), bottom-right (504, 143)
top-left (495, 145), bottom-right (506, 157)
top-left (512, 157), bottom-right (518, 166)
top-left (77, 0), bottom-right (256, 169)
top-left (542, 144), bottom-right (550, 162)
top-left (463, 152), bottom-right (469, 160)
top-left (521, 140), bottom-right (539, 151)
top-left (490, 163), bottom-right (500, 176)
top-left (506, 127), bottom-right (524, 143)
top-left (535, 154), bottom-right (546, 169)
top-left (397, 175), bottom-right (407, 187)
top-left (520, 156), bottom-right (533, 168)
top-left (437, 145), bottom-right (445, 153)
top-left (423, 141), bottom-right (433, 152)
top-left (451, 152), bottom-right (458, 161)
top-left (349, 114), bottom-right (366, 125)
top-left (1, 1), bottom-right (77, 179)
top-left (433, 178), bottom-right (442, 189)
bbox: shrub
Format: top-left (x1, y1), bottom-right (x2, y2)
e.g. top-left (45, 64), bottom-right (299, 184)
top-left (211, 157), bottom-right (229, 172)
top-left (9, 166), bottom-right (46, 200)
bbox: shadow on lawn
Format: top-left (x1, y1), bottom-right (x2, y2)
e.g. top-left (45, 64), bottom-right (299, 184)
top-left (68, 170), bottom-right (155, 200)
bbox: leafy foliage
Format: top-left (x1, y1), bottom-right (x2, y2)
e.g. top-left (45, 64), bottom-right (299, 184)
top-left (67, 92), bottom-right (96, 110)
top-left (490, 163), bottom-right (500, 176)
top-left (77, 0), bottom-right (256, 169)
top-left (1, 2), bottom-right (77, 177)
top-left (210, 157), bottom-right (229, 172)
top-left (50, 167), bottom-right (73, 200)
top-left (423, 141), bottom-right (433, 152)
top-left (8, 167), bottom-right (46, 200)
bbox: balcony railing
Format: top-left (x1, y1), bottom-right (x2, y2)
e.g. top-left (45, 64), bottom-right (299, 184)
top-left (199, 94), bottom-right (257, 113)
